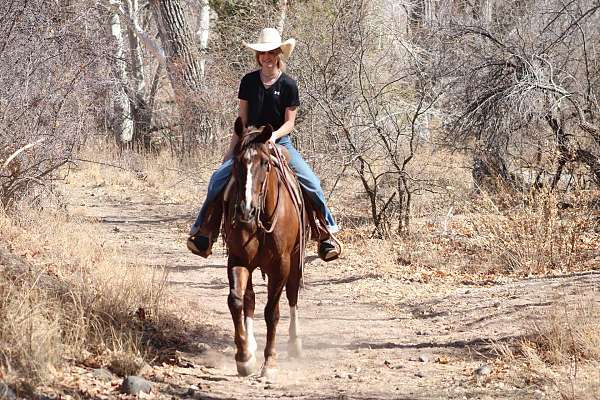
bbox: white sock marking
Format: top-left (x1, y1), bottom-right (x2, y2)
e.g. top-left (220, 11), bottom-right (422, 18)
top-left (289, 306), bottom-right (299, 339)
top-left (245, 316), bottom-right (257, 354)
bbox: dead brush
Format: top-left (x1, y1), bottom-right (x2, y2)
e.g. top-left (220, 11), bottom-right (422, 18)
top-left (0, 204), bottom-right (169, 385)
top-left (465, 188), bottom-right (595, 276)
top-left (521, 301), bottom-right (600, 400)
top-left (525, 301), bottom-right (600, 365)
top-left (0, 273), bottom-right (62, 386)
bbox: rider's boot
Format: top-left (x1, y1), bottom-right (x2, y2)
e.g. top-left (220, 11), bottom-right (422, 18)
top-left (318, 237), bottom-right (339, 262)
top-left (187, 195), bottom-right (223, 258)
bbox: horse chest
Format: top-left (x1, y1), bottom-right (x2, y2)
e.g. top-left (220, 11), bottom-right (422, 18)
top-left (226, 230), bottom-right (281, 265)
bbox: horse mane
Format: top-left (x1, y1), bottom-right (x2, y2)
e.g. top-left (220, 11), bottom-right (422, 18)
top-left (236, 126), bottom-right (269, 154)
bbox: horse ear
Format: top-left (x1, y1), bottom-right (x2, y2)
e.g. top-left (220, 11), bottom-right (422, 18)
top-left (258, 124), bottom-right (273, 143)
top-left (234, 117), bottom-right (244, 137)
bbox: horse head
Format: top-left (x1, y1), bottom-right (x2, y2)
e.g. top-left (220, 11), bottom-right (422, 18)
top-left (232, 117), bottom-right (274, 223)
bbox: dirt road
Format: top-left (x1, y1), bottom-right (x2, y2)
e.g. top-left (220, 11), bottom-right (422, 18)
top-left (66, 179), bottom-right (600, 400)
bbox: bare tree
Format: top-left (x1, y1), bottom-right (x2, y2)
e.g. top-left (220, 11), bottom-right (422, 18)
top-left (0, 1), bottom-right (111, 207)
top-left (425, 0), bottom-right (600, 194)
top-left (109, 0), bottom-right (135, 145)
top-left (291, 0), bottom-right (442, 236)
top-left (277, 0), bottom-right (288, 34)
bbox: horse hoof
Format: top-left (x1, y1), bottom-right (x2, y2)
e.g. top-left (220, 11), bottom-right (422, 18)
top-left (236, 354), bottom-right (257, 377)
top-left (288, 339), bottom-right (303, 358)
top-left (260, 366), bottom-right (277, 382)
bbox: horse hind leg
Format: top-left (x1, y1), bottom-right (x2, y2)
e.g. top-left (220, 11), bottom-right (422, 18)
top-left (261, 269), bottom-right (287, 381)
top-left (228, 265), bottom-right (256, 376)
top-left (286, 256), bottom-right (303, 359)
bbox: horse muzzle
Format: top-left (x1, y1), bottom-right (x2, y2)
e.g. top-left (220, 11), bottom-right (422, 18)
top-left (237, 202), bottom-right (258, 223)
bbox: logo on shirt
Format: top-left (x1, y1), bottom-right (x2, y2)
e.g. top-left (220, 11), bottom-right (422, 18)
top-left (274, 91), bottom-right (280, 96)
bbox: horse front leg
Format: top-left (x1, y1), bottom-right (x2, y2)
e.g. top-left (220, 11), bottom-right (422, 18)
top-left (261, 268), bottom-right (287, 381)
top-left (244, 273), bottom-right (257, 359)
top-left (227, 263), bottom-right (256, 376)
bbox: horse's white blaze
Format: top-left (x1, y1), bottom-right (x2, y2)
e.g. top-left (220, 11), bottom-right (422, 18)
top-left (244, 161), bottom-right (253, 211)
top-left (245, 316), bottom-right (257, 354)
top-left (289, 306), bottom-right (299, 339)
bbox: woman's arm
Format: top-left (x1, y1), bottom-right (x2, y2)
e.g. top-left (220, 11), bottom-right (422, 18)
top-left (270, 106), bottom-right (298, 142)
top-left (222, 100), bottom-right (249, 162)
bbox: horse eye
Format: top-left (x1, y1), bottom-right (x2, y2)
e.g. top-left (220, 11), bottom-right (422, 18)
top-left (261, 160), bottom-right (269, 167)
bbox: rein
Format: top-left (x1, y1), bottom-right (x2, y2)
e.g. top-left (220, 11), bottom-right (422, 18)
top-left (256, 158), bottom-right (281, 233)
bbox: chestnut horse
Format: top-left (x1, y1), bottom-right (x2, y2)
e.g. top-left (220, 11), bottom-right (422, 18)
top-left (222, 117), bottom-right (305, 379)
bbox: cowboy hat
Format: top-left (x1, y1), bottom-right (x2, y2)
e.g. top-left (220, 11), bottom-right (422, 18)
top-left (244, 28), bottom-right (296, 59)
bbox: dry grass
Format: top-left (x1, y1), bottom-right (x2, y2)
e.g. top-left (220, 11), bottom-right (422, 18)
top-left (308, 145), bottom-right (600, 285)
top-left (0, 140), bottom-right (228, 388)
top-left (493, 301), bottom-right (600, 400)
top-left (69, 139), bottom-right (224, 206)
top-left (527, 302), bottom-right (600, 365)
top-left (0, 202), bottom-right (168, 386)
top-left (460, 189), bottom-right (599, 276)
top-left (0, 266), bottom-right (62, 383)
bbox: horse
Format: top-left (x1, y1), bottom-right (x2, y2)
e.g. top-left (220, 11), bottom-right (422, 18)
top-left (222, 117), bottom-right (306, 380)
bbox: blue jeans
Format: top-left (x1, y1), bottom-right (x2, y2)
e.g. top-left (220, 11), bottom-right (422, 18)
top-left (190, 135), bottom-right (339, 235)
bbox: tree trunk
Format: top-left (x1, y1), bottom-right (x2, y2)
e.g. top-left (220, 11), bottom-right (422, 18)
top-left (197, 0), bottom-right (210, 79)
top-left (479, 0), bottom-right (493, 25)
top-left (109, 0), bottom-right (134, 145)
top-left (150, 0), bottom-right (204, 155)
top-left (277, 0), bottom-right (288, 35)
top-left (397, 175), bottom-right (410, 235)
top-left (124, 0), bottom-right (155, 151)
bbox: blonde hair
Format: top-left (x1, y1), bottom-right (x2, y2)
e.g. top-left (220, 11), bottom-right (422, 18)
top-left (255, 49), bottom-right (287, 72)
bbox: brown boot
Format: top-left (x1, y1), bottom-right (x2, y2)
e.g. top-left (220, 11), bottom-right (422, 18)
top-left (318, 238), bottom-right (339, 261)
top-left (187, 193), bottom-right (223, 257)
top-left (187, 234), bottom-right (213, 258)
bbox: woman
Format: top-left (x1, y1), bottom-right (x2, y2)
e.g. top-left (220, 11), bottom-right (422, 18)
top-left (188, 28), bottom-right (340, 261)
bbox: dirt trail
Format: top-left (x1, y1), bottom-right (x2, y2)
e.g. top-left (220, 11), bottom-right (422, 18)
top-left (66, 181), bottom-right (600, 400)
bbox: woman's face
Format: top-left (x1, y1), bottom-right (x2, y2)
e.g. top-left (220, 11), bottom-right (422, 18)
top-left (258, 49), bottom-right (281, 69)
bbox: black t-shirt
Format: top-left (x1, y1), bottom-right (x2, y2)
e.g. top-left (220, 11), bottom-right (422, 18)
top-left (238, 70), bottom-right (300, 131)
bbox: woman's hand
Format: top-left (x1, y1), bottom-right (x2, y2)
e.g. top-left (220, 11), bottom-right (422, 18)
top-left (269, 131), bottom-right (279, 143)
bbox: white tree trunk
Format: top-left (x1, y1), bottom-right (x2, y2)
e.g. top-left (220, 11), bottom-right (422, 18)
top-left (479, 0), bottom-right (493, 25)
top-left (109, 0), bottom-right (166, 65)
top-left (109, 0), bottom-right (134, 143)
top-left (125, 0), bottom-right (145, 96)
top-left (277, 0), bottom-right (288, 35)
top-left (197, 0), bottom-right (210, 78)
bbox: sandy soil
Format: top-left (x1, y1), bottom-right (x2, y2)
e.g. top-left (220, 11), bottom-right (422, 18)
top-left (62, 179), bottom-right (600, 400)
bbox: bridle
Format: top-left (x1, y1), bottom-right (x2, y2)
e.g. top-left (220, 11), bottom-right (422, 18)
top-left (233, 144), bottom-right (282, 232)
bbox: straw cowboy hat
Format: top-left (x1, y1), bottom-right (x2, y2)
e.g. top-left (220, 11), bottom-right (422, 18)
top-left (244, 28), bottom-right (296, 59)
